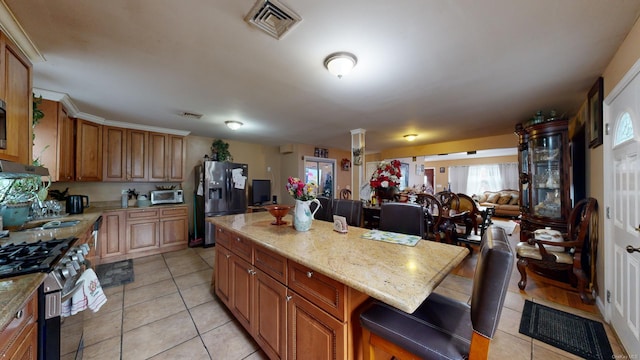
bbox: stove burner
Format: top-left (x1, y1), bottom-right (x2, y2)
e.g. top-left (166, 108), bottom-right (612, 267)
top-left (0, 238), bottom-right (75, 279)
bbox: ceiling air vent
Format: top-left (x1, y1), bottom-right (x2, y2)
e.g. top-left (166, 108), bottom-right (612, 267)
top-left (244, 0), bottom-right (301, 40)
top-left (181, 111), bottom-right (203, 120)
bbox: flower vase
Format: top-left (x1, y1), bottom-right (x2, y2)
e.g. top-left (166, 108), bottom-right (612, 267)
top-left (293, 199), bottom-right (321, 231)
top-left (376, 188), bottom-right (396, 203)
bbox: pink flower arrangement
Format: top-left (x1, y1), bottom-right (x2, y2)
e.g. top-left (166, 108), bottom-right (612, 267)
top-left (370, 160), bottom-right (402, 190)
top-left (286, 177), bottom-right (318, 201)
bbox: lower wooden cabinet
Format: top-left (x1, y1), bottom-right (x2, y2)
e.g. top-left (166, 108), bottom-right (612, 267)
top-left (213, 226), bottom-right (367, 360)
top-left (99, 205), bottom-right (187, 263)
top-left (0, 288), bottom-right (38, 360)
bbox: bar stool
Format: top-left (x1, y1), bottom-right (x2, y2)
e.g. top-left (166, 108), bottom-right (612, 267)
top-left (332, 199), bottom-right (363, 227)
top-left (378, 202), bottom-right (425, 237)
top-left (360, 227), bottom-right (513, 359)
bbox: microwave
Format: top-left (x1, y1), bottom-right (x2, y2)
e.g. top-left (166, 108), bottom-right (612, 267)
top-left (150, 189), bottom-right (184, 205)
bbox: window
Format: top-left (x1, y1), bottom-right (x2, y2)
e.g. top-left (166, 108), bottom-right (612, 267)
top-left (304, 157), bottom-right (336, 197)
top-left (614, 111), bottom-right (634, 146)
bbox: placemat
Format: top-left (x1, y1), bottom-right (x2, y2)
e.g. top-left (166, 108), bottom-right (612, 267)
top-left (361, 230), bottom-right (421, 246)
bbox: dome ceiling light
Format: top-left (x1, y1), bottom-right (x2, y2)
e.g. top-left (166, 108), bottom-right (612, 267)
top-left (404, 134), bottom-right (418, 141)
top-left (324, 52), bottom-right (357, 79)
top-left (225, 121), bottom-right (243, 130)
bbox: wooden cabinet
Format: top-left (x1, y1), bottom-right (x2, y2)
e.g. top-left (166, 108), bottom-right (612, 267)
top-left (516, 119), bottom-right (572, 241)
top-left (99, 210), bottom-right (127, 263)
top-left (160, 206), bottom-right (188, 248)
top-left (126, 208), bottom-right (160, 253)
top-left (99, 205), bottom-right (188, 262)
top-left (0, 288), bottom-right (38, 360)
top-left (213, 226), bottom-right (366, 360)
top-left (102, 126), bottom-right (127, 181)
top-left (33, 99), bottom-right (75, 181)
top-left (126, 129), bottom-right (149, 181)
top-left (75, 119), bottom-right (103, 181)
top-left (149, 132), bottom-right (185, 182)
top-left (0, 32), bottom-right (32, 165)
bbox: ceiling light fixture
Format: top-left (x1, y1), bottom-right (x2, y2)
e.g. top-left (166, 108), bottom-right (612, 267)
top-left (324, 52), bottom-right (357, 79)
top-left (225, 121), bottom-right (243, 130)
top-left (404, 134), bottom-right (418, 141)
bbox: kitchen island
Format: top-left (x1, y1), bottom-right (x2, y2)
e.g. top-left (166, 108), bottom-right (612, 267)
top-left (209, 212), bottom-right (469, 360)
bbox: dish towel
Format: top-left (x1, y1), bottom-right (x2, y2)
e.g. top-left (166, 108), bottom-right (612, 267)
top-left (61, 268), bottom-right (108, 317)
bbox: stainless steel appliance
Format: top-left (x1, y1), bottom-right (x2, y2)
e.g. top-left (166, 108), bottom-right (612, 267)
top-left (150, 189), bottom-right (184, 205)
top-left (0, 237), bottom-right (89, 360)
top-left (194, 160), bottom-right (248, 247)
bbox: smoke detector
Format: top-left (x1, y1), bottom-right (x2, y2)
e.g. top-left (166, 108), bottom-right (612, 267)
top-left (244, 0), bottom-right (301, 40)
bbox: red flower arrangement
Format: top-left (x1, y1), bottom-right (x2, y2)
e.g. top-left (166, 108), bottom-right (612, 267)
top-left (369, 160), bottom-right (402, 190)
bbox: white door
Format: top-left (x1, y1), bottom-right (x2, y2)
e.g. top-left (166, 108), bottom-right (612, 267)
top-left (605, 62), bottom-right (640, 356)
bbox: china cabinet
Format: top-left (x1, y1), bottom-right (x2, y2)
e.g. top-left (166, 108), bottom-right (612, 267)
top-left (515, 118), bottom-right (571, 241)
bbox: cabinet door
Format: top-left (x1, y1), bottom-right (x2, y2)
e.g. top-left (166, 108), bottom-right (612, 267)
top-left (230, 255), bottom-right (253, 333)
top-left (103, 126), bottom-right (127, 181)
top-left (214, 244), bottom-right (232, 307)
top-left (126, 220), bottom-right (159, 253)
top-left (148, 132), bottom-right (168, 182)
top-left (58, 111), bottom-right (75, 181)
top-left (168, 135), bottom-right (185, 181)
top-left (75, 119), bottom-right (103, 181)
top-left (126, 129), bottom-right (148, 181)
top-left (287, 290), bottom-right (345, 360)
top-left (0, 34), bottom-right (31, 164)
top-left (160, 216), bottom-right (188, 247)
top-left (32, 99), bottom-right (59, 179)
top-left (254, 270), bottom-right (287, 360)
top-left (100, 211), bottom-right (126, 260)
top-left (1, 322), bottom-right (37, 360)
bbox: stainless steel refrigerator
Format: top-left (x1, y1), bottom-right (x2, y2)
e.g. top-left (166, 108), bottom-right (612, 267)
top-left (194, 160), bottom-right (248, 247)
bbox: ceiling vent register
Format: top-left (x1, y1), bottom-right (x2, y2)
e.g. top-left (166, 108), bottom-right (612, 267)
top-left (244, 0), bottom-right (301, 39)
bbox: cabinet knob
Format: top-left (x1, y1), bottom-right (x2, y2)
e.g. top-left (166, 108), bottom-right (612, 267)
top-left (15, 309), bottom-right (23, 319)
top-left (236, 237), bottom-right (241, 242)
top-left (247, 268), bottom-right (256, 275)
top-left (225, 253), bottom-right (230, 259)
top-left (286, 295), bottom-right (292, 302)
top-left (306, 271), bottom-right (313, 278)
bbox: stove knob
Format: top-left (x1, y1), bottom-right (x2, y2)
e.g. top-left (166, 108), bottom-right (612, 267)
top-left (66, 264), bottom-right (77, 277)
top-left (70, 254), bottom-right (79, 262)
top-left (60, 267), bottom-right (70, 279)
top-left (69, 260), bottom-right (80, 271)
top-left (80, 244), bottom-right (90, 254)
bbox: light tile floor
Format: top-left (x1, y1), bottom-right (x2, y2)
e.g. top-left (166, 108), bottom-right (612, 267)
top-left (67, 237), bottom-right (626, 360)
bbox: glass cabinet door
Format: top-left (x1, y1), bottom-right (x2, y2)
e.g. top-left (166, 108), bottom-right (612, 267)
top-left (519, 143), bottom-right (529, 210)
top-left (530, 133), bottom-right (562, 219)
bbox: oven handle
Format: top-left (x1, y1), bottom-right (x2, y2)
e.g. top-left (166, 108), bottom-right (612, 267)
top-left (61, 279), bottom-right (85, 303)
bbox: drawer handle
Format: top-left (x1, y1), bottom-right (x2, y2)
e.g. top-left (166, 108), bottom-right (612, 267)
top-left (15, 309), bottom-right (23, 319)
top-left (306, 271), bottom-right (313, 278)
top-left (286, 295), bottom-right (292, 302)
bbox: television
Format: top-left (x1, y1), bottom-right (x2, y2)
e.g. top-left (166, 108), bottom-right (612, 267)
top-left (251, 179), bottom-right (271, 205)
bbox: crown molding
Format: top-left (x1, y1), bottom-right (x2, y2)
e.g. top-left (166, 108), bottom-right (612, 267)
top-left (0, 1), bottom-right (44, 62)
top-left (33, 88), bottom-right (191, 136)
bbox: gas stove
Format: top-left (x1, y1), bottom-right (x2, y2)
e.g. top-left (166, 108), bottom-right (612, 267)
top-left (0, 238), bottom-right (76, 279)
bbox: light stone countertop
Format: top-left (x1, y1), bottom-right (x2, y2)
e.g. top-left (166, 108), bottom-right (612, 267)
top-left (209, 212), bottom-right (470, 313)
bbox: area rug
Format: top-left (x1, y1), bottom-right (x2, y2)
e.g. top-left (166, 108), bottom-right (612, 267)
top-left (95, 259), bottom-right (134, 288)
top-left (490, 219), bottom-right (518, 235)
top-left (519, 300), bottom-right (613, 360)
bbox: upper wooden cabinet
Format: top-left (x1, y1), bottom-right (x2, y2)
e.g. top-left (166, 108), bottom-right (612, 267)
top-left (32, 99), bottom-right (74, 181)
top-left (126, 129), bottom-right (149, 182)
top-left (103, 126), bottom-right (127, 181)
top-left (75, 119), bottom-right (103, 181)
top-left (149, 132), bottom-right (185, 182)
top-left (0, 33), bottom-right (32, 164)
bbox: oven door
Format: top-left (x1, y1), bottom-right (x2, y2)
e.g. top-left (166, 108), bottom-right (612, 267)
top-left (59, 281), bottom-right (86, 360)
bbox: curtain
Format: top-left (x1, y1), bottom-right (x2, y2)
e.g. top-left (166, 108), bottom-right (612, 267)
top-left (448, 162), bottom-right (519, 195)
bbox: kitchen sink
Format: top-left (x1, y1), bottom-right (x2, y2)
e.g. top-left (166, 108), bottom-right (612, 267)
top-left (18, 220), bottom-right (81, 231)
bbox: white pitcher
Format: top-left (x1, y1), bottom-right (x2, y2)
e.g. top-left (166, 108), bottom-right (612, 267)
top-left (293, 199), bottom-right (320, 231)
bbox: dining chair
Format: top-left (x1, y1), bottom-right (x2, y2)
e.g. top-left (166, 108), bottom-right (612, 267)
top-left (516, 197), bottom-right (597, 304)
top-left (310, 196), bottom-right (333, 222)
top-left (457, 206), bottom-right (495, 251)
top-left (332, 199), bottom-right (363, 227)
top-left (419, 194), bottom-right (443, 242)
top-left (378, 202), bottom-right (425, 237)
top-left (360, 227), bottom-right (514, 360)
top-left (435, 190), bottom-right (461, 215)
top-left (457, 193), bottom-right (483, 235)
top-left (340, 188), bottom-right (352, 199)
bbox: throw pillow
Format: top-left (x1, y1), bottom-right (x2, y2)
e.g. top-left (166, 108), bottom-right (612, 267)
top-left (486, 193), bottom-right (500, 203)
top-left (509, 195), bottom-right (519, 205)
top-left (497, 195), bottom-right (512, 205)
top-left (477, 194), bottom-right (488, 203)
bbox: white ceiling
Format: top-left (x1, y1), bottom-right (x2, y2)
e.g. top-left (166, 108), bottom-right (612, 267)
top-left (4, 0), bottom-right (640, 153)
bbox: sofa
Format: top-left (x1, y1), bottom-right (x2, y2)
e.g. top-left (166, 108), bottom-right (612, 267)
top-left (474, 190), bottom-right (520, 218)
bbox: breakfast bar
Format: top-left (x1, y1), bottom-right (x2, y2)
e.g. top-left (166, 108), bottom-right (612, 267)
top-left (208, 212), bottom-right (469, 359)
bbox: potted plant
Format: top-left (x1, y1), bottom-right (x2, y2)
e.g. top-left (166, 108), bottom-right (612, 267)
top-left (0, 177), bottom-right (42, 227)
top-left (211, 139), bottom-right (232, 161)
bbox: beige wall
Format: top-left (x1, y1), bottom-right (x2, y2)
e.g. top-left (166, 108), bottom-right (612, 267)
top-left (381, 133), bottom-right (518, 159)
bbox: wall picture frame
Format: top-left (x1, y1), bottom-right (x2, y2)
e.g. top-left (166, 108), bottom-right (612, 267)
top-left (439, 167), bottom-right (445, 173)
top-left (588, 77), bottom-right (604, 148)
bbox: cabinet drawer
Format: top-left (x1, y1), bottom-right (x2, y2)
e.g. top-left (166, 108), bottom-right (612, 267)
top-left (228, 232), bottom-right (252, 263)
top-left (215, 226), bottom-right (232, 248)
top-left (0, 290), bottom-right (37, 354)
top-left (254, 245), bottom-right (287, 285)
top-left (288, 261), bottom-right (346, 321)
top-left (127, 209), bottom-right (160, 220)
top-left (160, 206), bottom-right (187, 218)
